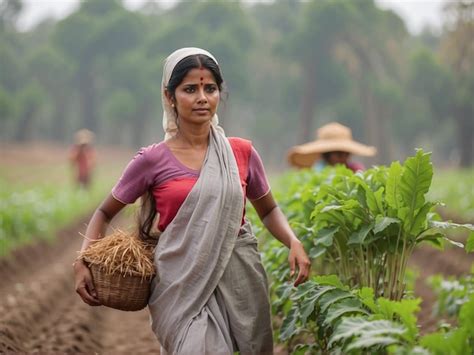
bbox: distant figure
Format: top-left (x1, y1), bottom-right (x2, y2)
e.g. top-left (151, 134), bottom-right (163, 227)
top-left (287, 122), bottom-right (376, 172)
top-left (69, 129), bottom-right (96, 189)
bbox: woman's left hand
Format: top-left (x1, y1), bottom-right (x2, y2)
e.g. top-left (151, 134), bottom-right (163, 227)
top-left (288, 239), bottom-right (311, 286)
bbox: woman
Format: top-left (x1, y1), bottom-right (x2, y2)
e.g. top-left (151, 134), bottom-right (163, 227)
top-left (69, 129), bottom-right (96, 189)
top-left (287, 122), bottom-right (377, 172)
top-left (74, 47), bottom-right (310, 354)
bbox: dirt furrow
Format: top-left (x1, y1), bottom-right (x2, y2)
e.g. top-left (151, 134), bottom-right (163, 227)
top-left (0, 213), bottom-right (161, 354)
top-left (409, 244), bottom-right (474, 333)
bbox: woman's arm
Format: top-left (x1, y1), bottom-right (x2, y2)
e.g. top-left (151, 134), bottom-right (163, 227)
top-left (251, 192), bottom-right (311, 286)
top-left (73, 194), bottom-right (126, 305)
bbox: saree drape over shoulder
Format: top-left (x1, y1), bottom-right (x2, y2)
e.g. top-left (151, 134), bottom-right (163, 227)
top-left (148, 127), bottom-right (273, 354)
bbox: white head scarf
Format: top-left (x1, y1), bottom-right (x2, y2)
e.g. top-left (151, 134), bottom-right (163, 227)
top-left (161, 47), bottom-right (224, 140)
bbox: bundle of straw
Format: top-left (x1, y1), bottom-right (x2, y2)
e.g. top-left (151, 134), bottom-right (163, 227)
top-left (79, 229), bottom-right (156, 279)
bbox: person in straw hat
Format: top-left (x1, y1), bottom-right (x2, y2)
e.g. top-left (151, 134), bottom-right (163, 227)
top-left (69, 129), bottom-right (96, 189)
top-left (73, 47), bottom-right (310, 354)
top-left (287, 122), bottom-right (376, 172)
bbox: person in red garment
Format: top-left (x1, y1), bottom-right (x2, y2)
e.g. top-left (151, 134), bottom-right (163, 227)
top-left (73, 47), bottom-right (311, 354)
top-left (287, 122), bottom-right (376, 172)
top-left (69, 129), bottom-right (96, 189)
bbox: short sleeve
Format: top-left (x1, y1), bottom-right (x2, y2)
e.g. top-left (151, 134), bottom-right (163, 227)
top-left (247, 146), bottom-right (270, 200)
top-left (111, 149), bottom-right (153, 204)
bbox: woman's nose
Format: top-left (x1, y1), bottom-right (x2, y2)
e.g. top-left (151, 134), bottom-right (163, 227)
top-left (197, 88), bottom-right (208, 103)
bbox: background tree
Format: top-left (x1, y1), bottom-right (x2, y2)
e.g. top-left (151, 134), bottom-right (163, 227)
top-left (439, 0), bottom-right (474, 166)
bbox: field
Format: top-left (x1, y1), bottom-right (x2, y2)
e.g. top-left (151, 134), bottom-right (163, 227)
top-left (0, 144), bottom-right (473, 353)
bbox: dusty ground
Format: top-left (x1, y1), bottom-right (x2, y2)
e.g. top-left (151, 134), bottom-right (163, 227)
top-left (0, 214), bottom-right (160, 354)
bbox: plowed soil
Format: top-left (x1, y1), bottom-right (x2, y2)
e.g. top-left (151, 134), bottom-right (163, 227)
top-left (0, 215), bottom-right (160, 354)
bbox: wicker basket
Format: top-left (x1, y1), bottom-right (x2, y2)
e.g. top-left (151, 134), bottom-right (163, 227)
top-left (90, 263), bottom-right (152, 311)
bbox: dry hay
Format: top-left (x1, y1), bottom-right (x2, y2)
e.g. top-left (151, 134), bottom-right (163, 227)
top-left (79, 229), bottom-right (155, 279)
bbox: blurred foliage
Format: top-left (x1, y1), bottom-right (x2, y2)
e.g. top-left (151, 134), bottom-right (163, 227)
top-left (0, 0), bottom-right (472, 167)
top-left (429, 169), bottom-right (474, 222)
top-left (0, 179), bottom-right (110, 256)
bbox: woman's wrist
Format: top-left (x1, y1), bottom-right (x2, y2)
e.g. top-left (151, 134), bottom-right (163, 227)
top-left (289, 237), bottom-right (302, 249)
top-left (72, 256), bottom-right (86, 268)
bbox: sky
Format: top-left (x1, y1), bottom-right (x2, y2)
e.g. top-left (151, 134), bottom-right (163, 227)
top-left (17, 0), bottom-right (449, 34)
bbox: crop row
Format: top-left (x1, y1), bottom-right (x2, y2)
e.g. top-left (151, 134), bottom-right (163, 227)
top-left (0, 180), bottom-right (109, 256)
top-left (252, 150), bottom-right (474, 354)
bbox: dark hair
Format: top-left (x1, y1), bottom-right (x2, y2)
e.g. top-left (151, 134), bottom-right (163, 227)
top-left (166, 54), bottom-right (225, 101)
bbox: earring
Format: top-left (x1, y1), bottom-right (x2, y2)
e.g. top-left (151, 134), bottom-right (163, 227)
top-left (171, 103), bottom-right (175, 108)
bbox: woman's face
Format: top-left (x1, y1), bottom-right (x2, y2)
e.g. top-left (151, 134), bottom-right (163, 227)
top-left (326, 151), bottom-right (350, 165)
top-left (170, 67), bottom-right (220, 126)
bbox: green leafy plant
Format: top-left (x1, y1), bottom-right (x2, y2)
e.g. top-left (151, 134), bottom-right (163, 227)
top-left (278, 275), bottom-right (424, 354)
top-left (273, 150), bottom-right (473, 300)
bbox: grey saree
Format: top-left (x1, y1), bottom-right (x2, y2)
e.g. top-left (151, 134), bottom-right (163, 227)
top-left (148, 127), bottom-right (273, 354)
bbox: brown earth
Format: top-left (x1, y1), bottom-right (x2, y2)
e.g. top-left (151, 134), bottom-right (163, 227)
top-left (0, 214), bottom-right (160, 354)
top-left (409, 241), bottom-right (474, 334)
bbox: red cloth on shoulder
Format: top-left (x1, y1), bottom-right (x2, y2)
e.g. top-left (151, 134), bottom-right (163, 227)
top-left (154, 137), bottom-right (252, 232)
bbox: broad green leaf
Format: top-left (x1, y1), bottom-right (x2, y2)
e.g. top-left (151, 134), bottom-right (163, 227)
top-left (313, 275), bottom-right (346, 288)
top-left (416, 232), bottom-right (445, 249)
top-left (319, 289), bottom-right (355, 313)
top-left (324, 299), bottom-right (369, 326)
top-left (309, 246), bottom-right (326, 259)
top-left (300, 292), bottom-right (319, 324)
top-left (386, 161), bottom-right (403, 210)
top-left (347, 335), bottom-right (400, 351)
top-left (374, 216), bottom-right (401, 234)
top-left (391, 298), bottom-right (421, 343)
top-left (329, 317), bottom-right (405, 348)
top-left (321, 204), bottom-right (344, 213)
top-left (348, 223), bottom-right (373, 245)
top-left (315, 226), bottom-right (339, 247)
top-left (363, 184), bottom-right (381, 215)
top-left (279, 306), bottom-right (300, 341)
top-left (445, 238), bottom-right (464, 249)
top-left (275, 282), bottom-right (294, 304)
top-left (429, 220), bottom-right (474, 232)
top-left (410, 201), bottom-right (435, 235)
top-left (374, 187), bottom-right (385, 215)
top-left (291, 281), bottom-right (318, 301)
top-left (399, 149), bottom-right (433, 224)
top-left (358, 287), bottom-right (377, 312)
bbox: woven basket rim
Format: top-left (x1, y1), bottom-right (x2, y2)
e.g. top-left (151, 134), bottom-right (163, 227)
top-left (87, 260), bottom-right (155, 279)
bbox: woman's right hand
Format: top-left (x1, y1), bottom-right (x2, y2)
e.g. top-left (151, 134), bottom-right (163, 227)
top-left (73, 259), bottom-right (101, 306)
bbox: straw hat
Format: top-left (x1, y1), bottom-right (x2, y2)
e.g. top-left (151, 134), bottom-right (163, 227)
top-left (74, 129), bottom-right (94, 145)
top-left (288, 122), bottom-right (376, 168)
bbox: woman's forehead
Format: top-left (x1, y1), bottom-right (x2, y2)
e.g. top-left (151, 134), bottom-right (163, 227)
top-left (180, 68), bottom-right (216, 84)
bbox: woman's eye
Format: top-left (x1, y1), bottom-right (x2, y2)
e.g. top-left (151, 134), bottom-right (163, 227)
top-left (184, 87), bottom-right (195, 93)
top-left (205, 86), bottom-right (217, 93)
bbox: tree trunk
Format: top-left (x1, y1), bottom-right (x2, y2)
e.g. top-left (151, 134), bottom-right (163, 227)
top-left (299, 59), bottom-right (317, 143)
top-left (78, 68), bottom-right (98, 133)
top-left (131, 104), bottom-right (151, 148)
top-left (362, 86), bottom-right (380, 165)
top-left (14, 104), bottom-right (37, 141)
top-left (374, 104), bottom-right (392, 164)
top-left (456, 108), bottom-right (473, 167)
top-left (51, 94), bottom-right (68, 142)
